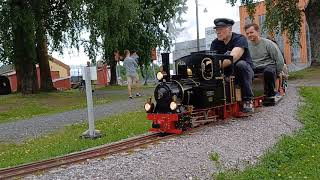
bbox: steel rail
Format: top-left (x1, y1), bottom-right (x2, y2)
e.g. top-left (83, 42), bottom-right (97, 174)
top-left (0, 133), bottom-right (175, 179)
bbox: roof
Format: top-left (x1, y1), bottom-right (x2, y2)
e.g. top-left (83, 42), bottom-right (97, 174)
top-left (0, 56), bottom-right (69, 75)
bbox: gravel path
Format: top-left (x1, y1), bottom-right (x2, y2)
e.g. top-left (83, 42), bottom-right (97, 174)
top-left (0, 88), bottom-right (153, 143)
top-left (25, 82), bottom-right (309, 180)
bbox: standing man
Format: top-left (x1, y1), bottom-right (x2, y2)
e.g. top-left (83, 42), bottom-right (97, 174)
top-left (123, 50), bottom-right (142, 99)
top-left (210, 18), bottom-right (254, 113)
top-left (244, 23), bottom-right (284, 101)
top-left (130, 50), bottom-right (139, 63)
top-left (114, 49), bottom-right (122, 85)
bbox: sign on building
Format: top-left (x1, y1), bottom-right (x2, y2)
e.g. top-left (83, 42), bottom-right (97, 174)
top-left (205, 27), bottom-right (217, 50)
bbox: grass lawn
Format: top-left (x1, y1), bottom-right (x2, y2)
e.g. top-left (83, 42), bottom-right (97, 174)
top-left (0, 89), bottom-right (128, 124)
top-left (0, 111), bottom-right (151, 168)
top-left (215, 87), bottom-right (320, 179)
top-left (288, 66), bottom-right (320, 80)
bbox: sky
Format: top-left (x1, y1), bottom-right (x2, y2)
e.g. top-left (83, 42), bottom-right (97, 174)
top-left (175, 0), bottom-right (240, 43)
top-left (52, 0), bottom-right (241, 66)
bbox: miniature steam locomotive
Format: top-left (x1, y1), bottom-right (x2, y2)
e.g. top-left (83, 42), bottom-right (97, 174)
top-left (144, 51), bottom-right (285, 134)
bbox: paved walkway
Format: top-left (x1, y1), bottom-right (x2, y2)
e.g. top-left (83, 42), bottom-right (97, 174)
top-left (0, 88), bottom-right (154, 143)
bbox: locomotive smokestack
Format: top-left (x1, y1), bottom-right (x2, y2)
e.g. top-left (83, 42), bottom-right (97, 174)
top-left (161, 53), bottom-right (170, 80)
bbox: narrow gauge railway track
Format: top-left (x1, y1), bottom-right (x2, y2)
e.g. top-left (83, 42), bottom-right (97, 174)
top-left (0, 133), bottom-right (176, 179)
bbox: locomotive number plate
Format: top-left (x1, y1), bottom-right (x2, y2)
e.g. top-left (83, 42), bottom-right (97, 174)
top-left (206, 91), bottom-right (214, 96)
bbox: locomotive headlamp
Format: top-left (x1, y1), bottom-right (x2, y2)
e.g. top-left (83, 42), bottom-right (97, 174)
top-left (144, 97), bottom-right (154, 112)
top-left (157, 72), bottom-right (164, 80)
top-left (144, 103), bottom-right (152, 111)
top-left (187, 68), bottom-right (193, 77)
top-left (170, 101), bottom-right (177, 110)
top-left (170, 95), bottom-right (179, 110)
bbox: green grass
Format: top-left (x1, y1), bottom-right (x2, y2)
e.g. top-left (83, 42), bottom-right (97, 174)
top-left (215, 87), bottom-right (320, 179)
top-left (0, 89), bottom-right (128, 124)
top-left (0, 111), bottom-right (151, 168)
top-left (288, 67), bottom-right (320, 80)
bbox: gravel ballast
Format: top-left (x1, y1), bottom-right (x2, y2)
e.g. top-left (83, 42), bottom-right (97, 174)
top-left (25, 84), bottom-right (304, 180)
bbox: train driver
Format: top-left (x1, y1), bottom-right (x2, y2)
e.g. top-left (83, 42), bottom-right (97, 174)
top-left (210, 18), bottom-right (255, 113)
top-left (244, 23), bottom-right (284, 102)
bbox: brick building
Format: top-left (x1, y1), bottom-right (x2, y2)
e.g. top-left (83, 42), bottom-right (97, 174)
top-left (239, 0), bottom-right (311, 71)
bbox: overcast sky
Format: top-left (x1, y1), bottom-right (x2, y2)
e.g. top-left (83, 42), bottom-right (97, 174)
top-left (175, 0), bottom-right (240, 43)
top-left (52, 0), bottom-right (240, 66)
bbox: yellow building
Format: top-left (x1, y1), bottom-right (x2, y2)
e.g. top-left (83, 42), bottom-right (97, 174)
top-left (49, 56), bottom-right (70, 78)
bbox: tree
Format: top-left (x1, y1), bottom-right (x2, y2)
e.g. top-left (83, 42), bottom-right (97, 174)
top-left (83, 0), bottom-right (187, 85)
top-left (227, 0), bottom-right (320, 65)
top-left (32, 0), bottom-right (55, 91)
top-left (0, 0), bottom-right (39, 94)
top-left (119, 0), bottom-right (187, 84)
top-left (304, 0), bottom-right (320, 65)
top-left (82, 0), bottom-right (138, 85)
top-left (0, 0), bottom-right (85, 94)
top-left (31, 0), bottom-right (84, 91)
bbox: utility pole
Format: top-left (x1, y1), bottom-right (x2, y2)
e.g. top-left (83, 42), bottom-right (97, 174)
top-left (195, 0), bottom-right (200, 51)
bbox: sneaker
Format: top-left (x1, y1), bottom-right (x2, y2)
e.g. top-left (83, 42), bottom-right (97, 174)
top-left (136, 93), bottom-right (142, 97)
top-left (242, 101), bottom-right (254, 113)
top-left (265, 96), bottom-right (275, 102)
top-left (275, 92), bottom-right (282, 98)
top-left (263, 96), bottom-right (275, 106)
top-left (129, 96), bottom-right (133, 100)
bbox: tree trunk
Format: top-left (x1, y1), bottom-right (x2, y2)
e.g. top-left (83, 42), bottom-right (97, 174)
top-left (305, 0), bottom-right (320, 65)
top-left (144, 65), bottom-right (149, 85)
top-left (14, 29), bottom-right (38, 94)
top-left (36, 30), bottom-right (55, 91)
top-left (11, 0), bottom-right (38, 94)
top-left (108, 55), bottom-right (117, 85)
top-left (14, 38), bottom-right (38, 94)
top-left (33, 0), bottom-right (55, 91)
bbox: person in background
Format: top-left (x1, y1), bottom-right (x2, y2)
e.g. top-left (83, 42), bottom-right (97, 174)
top-left (244, 23), bottom-right (284, 101)
top-left (123, 49), bottom-right (141, 99)
top-left (130, 50), bottom-right (139, 63)
top-left (210, 18), bottom-right (255, 113)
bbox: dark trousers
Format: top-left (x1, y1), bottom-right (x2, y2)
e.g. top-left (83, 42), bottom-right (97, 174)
top-left (254, 65), bottom-right (276, 97)
top-left (225, 60), bottom-right (254, 101)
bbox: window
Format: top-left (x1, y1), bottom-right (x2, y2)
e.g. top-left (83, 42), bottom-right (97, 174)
top-left (245, 16), bottom-right (252, 25)
top-left (275, 30), bottom-right (284, 53)
top-left (290, 33), bottom-right (301, 64)
top-left (306, 22), bottom-right (312, 63)
top-left (258, 15), bottom-right (267, 37)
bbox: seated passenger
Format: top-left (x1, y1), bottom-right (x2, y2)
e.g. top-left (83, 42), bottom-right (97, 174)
top-left (210, 18), bottom-right (254, 113)
top-left (244, 23), bottom-right (284, 100)
top-left (266, 36), bottom-right (287, 94)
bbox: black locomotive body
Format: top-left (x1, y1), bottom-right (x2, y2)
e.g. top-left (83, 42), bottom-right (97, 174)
top-left (146, 51), bottom-right (245, 134)
top-left (145, 51), bottom-right (283, 134)
top-left (154, 51), bottom-right (231, 112)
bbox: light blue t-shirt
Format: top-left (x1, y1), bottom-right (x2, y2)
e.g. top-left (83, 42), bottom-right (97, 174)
top-left (123, 56), bottom-right (138, 76)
